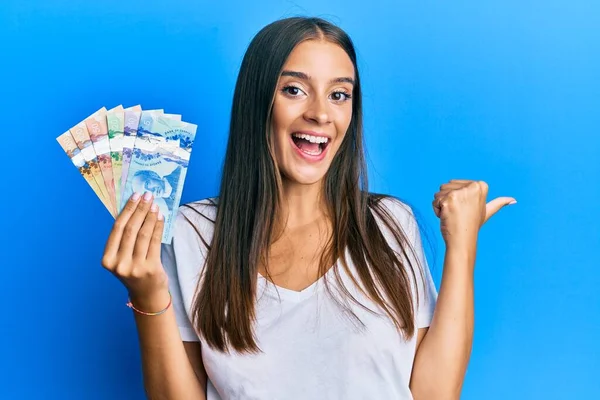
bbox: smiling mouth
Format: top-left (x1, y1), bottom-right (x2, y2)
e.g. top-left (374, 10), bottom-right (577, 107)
top-left (291, 133), bottom-right (330, 156)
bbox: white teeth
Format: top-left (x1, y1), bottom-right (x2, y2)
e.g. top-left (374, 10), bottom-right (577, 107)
top-left (292, 133), bottom-right (329, 144)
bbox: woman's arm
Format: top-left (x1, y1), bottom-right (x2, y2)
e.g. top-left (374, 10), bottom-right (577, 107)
top-left (409, 246), bottom-right (475, 400)
top-left (102, 192), bottom-right (206, 400)
top-left (183, 342), bottom-right (208, 390)
top-left (409, 180), bottom-right (514, 399)
top-left (131, 289), bottom-right (207, 400)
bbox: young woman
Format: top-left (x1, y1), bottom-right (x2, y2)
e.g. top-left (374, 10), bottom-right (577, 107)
top-left (101, 17), bottom-right (516, 399)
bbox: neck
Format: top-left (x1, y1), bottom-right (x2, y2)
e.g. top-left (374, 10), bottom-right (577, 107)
top-left (274, 178), bottom-right (328, 235)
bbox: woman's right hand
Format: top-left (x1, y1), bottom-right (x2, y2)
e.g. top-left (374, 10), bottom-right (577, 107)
top-left (101, 191), bottom-right (168, 305)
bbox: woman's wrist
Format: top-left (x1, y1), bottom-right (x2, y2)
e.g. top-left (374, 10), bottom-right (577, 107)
top-left (128, 287), bottom-right (172, 314)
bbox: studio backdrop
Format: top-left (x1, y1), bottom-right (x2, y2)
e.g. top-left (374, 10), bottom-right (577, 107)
top-left (1, 1), bottom-right (598, 399)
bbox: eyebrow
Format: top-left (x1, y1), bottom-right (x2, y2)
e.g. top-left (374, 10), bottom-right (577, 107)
top-left (281, 70), bottom-right (355, 85)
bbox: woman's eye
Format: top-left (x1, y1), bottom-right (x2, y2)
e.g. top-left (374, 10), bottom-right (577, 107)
top-left (282, 86), bottom-right (304, 96)
top-left (331, 91), bottom-right (352, 102)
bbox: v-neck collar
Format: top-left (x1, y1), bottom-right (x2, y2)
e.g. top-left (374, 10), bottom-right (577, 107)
top-left (257, 261), bottom-right (338, 303)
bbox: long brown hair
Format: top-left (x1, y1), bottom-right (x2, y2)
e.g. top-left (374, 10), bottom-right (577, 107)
top-left (183, 16), bottom-right (429, 353)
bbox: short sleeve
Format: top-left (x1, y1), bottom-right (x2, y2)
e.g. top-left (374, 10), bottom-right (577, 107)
top-left (160, 200), bottom-right (217, 342)
top-left (407, 210), bottom-right (438, 328)
top-left (377, 197), bottom-right (438, 329)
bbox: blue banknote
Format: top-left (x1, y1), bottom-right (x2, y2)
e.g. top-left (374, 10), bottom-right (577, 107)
top-left (122, 116), bottom-right (197, 243)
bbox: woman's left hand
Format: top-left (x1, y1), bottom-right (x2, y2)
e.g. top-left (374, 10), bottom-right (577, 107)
top-left (433, 179), bottom-right (516, 249)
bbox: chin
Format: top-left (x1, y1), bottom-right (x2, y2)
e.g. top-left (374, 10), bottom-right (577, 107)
top-left (281, 165), bottom-right (329, 186)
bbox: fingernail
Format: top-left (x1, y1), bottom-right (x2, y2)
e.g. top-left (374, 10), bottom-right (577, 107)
top-left (131, 192), bottom-right (141, 202)
top-left (157, 211), bottom-right (164, 220)
top-left (509, 200), bottom-right (517, 205)
top-left (143, 191), bottom-right (153, 202)
top-left (150, 203), bottom-right (158, 212)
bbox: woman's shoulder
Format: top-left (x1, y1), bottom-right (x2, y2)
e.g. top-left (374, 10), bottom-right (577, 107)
top-left (170, 197), bottom-right (219, 247)
top-left (178, 197), bottom-right (219, 223)
top-left (368, 192), bottom-right (418, 233)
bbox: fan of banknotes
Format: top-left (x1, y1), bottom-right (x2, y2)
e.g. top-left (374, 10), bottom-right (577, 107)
top-left (56, 105), bottom-right (197, 244)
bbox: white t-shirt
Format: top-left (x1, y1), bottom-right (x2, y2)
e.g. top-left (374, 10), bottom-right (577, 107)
top-left (161, 197), bottom-right (438, 400)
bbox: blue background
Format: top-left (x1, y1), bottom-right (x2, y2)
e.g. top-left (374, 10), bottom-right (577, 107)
top-left (1, 0), bottom-right (598, 399)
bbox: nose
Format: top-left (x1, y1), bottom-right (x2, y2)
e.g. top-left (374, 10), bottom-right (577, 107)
top-left (303, 96), bottom-right (331, 125)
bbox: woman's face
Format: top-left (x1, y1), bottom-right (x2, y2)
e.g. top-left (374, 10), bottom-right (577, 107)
top-left (271, 39), bottom-right (355, 186)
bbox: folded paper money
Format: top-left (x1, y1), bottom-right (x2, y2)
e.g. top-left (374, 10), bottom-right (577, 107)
top-left (57, 105), bottom-right (197, 244)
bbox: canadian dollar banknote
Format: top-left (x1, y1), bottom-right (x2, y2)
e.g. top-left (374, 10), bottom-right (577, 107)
top-left (119, 110), bottom-right (181, 212)
top-left (120, 107), bottom-right (144, 209)
top-left (69, 120), bottom-right (115, 217)
top-left (57, 105), bottom-right (196, 226)
top-left (122, 116), bottom-right (197, 243)
top-left (120, 108), bottom-right (166, 210)
top-left (107, 105), bottom-right (125, 210)
top-left (56, 131), bottom-right (113, 216)
top-left (85, 107), bottom-right (117, 215)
